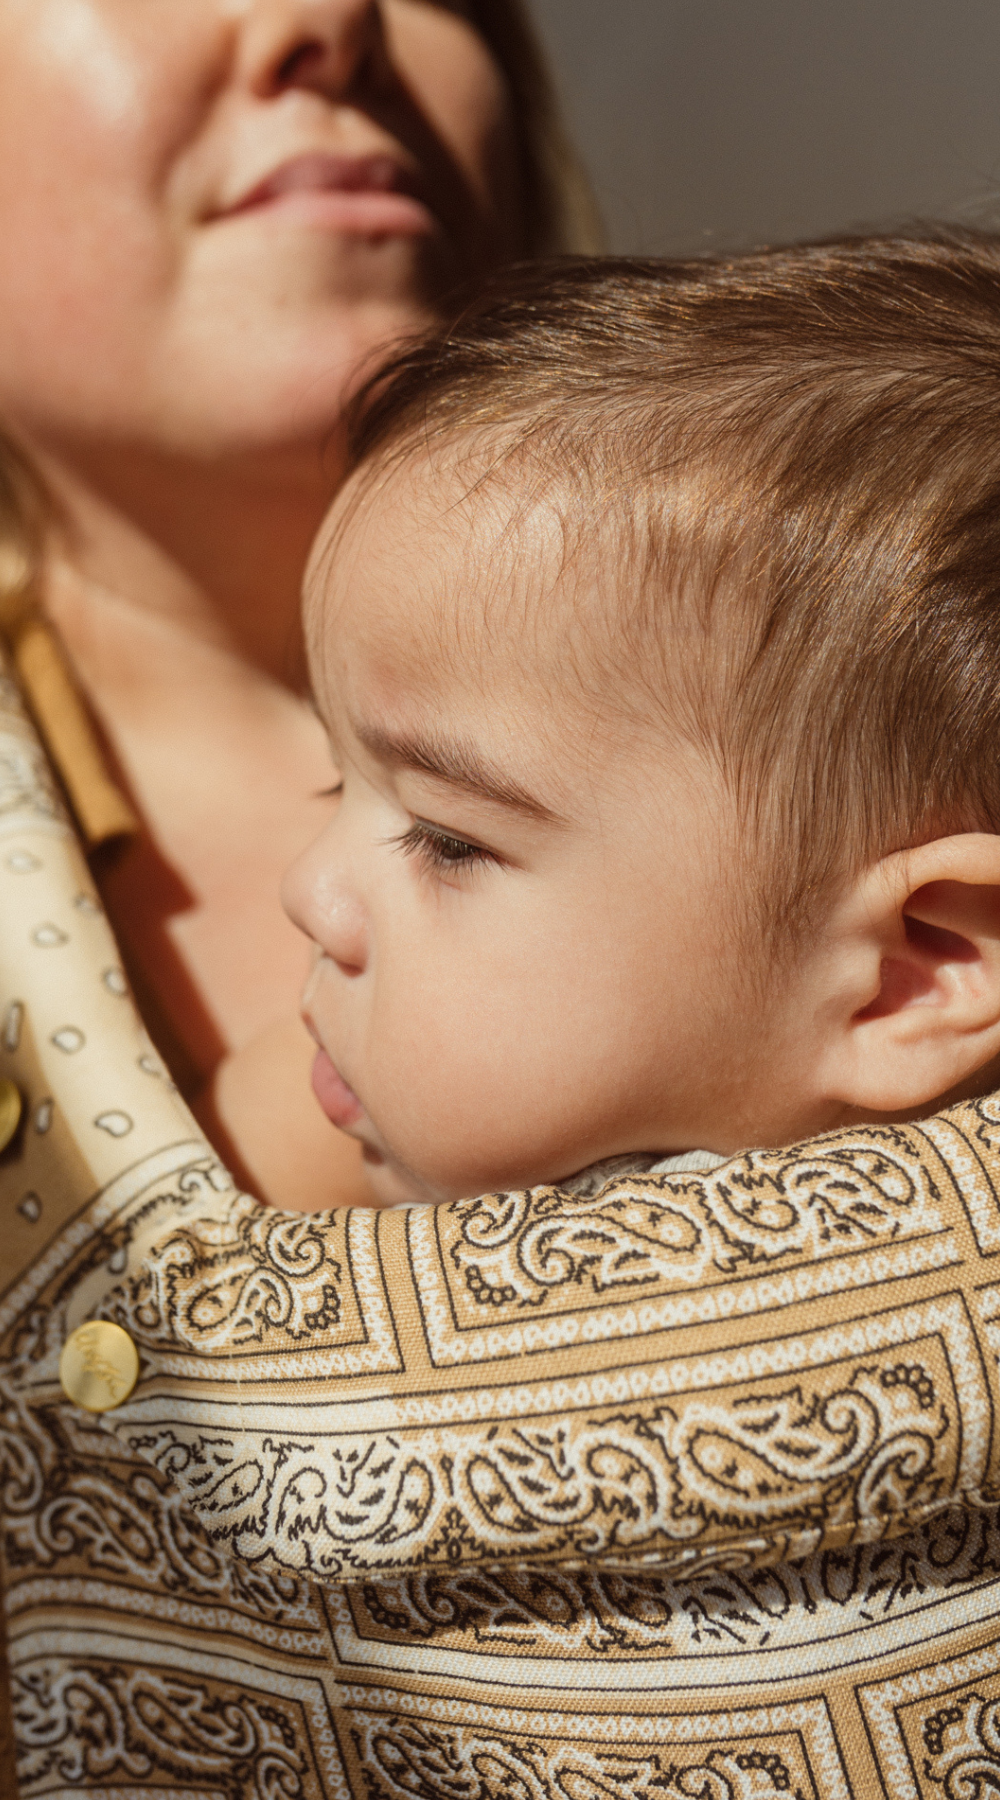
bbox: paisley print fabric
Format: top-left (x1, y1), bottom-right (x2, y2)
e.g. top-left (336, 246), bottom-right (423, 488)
top-left (0, 653), bottom-right (998, 1798)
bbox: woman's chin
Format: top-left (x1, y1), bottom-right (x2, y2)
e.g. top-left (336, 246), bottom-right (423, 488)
top-left (144, 309), bottom-right (435, 466)
top-left (188, 221), bottom-right (452, 336)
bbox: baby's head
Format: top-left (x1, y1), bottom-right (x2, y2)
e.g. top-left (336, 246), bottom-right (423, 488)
top-left (285, 234), bottom-right (1000, 1206)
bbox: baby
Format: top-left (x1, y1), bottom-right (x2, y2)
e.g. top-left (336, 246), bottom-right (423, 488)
top-left (282, 233), bottom-right (1000, 1209)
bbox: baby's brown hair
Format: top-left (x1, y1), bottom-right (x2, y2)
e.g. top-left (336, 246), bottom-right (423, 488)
top-left (348, 233), bottom-right (1000, 946)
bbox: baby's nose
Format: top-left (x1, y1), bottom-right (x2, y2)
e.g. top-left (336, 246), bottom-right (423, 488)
top-left (316, 889), bottom-right (369, 976)
top-left (282, 842), bottom-right (369, 975)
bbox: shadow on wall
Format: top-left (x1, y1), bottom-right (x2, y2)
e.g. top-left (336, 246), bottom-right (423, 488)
top-left (528, 0), bottom-right (1000, 253)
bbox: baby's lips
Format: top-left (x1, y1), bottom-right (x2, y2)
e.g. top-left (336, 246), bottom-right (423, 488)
top-left (311, 1047), bottom-right (364, 1129)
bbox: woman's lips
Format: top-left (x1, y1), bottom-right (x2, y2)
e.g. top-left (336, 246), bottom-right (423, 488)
top-left (311, 1048), bottom-right (364, 1129)
top-left (221, 151), bottom-right (436, 237)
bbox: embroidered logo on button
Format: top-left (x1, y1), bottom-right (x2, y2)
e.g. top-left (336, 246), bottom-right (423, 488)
top-left (59, 1321), bottom-right (139, 1413)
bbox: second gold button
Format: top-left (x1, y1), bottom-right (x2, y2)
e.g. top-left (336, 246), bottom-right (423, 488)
top-left (0, 1079), bottom-right (22, 1153)
top-left (59, 1320), bottom-right (139, 1413)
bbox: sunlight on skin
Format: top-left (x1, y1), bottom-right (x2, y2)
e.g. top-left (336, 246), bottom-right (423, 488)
top-left (283, 445), bottom-right (1000, 1208)
top-left (0, 0), bottom-right (527, 1209)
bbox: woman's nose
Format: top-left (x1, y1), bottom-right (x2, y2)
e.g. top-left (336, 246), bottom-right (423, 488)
top-left (237, 0), bottom-right (387, 101)
top-left (282, 837), bottom-right (370, 976)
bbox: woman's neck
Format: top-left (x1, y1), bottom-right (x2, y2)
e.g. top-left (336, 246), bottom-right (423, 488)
top-left (28, 434), bottom-right (341, 687)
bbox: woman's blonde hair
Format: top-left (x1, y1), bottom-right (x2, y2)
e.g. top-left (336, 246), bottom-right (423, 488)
top-left (469, 0), bottom-right (602, 255)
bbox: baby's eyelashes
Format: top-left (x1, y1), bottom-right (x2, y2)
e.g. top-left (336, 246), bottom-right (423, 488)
top-left (388, 818), bottom-right (502, 878)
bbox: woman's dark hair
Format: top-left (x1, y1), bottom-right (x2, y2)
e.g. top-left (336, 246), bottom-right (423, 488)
top-left (468, 0), bottom-right (601, 255)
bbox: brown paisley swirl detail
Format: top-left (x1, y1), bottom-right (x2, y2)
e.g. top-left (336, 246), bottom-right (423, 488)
top-left (122, 1183), bottom-right (346, 1349)
top-left (14, 1658), bottom-right (324, 1796)
top-left (446, 1133), bottom-right (940, 1311)
top-left (347, 1714), bottom-right (815, 1800)
top-left (103, 1350), bottom-right (958, 1579)
top-left (921, 1689), bottom-right (1000, 1797)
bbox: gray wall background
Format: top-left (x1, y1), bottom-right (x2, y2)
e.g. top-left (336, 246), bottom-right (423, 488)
top-left (527, 0), bottom-right (1000, 254)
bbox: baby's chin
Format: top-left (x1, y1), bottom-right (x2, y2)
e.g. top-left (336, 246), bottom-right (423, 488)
top-left (360, 1144), bottom-right (438, 1209)
top-left (360, 1143), bottom-right (533, 1209)
top-left (360, 1141), bottom-right (605, 1210)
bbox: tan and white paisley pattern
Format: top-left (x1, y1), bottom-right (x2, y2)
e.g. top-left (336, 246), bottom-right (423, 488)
top-left (0, 649), bottom-right (999, 1797)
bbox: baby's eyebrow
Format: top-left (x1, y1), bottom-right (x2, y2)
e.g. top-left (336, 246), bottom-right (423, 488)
top-left (352, 719), bottom-right (562, 822)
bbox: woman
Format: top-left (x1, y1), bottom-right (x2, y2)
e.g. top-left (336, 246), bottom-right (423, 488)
top-left (0, 0), bottom-right (594, 1209)
top-left (1, 8), bottom-right (998, 1795)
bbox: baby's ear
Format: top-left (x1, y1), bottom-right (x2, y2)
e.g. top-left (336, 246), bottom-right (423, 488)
top-left (818, 833), bottom-right (1000, 1116)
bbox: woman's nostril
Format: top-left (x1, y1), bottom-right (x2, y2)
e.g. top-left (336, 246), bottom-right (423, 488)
top-left (276, 41), bottom-right (327, 86)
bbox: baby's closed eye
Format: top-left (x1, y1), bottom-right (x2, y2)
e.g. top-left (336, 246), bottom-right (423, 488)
top-left (389, 819), bottom-right (502, 875)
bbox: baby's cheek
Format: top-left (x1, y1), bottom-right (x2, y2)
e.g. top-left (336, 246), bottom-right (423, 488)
top-left (367, 927), bottom-right (603, 1197)
top-left (389, 1049), bottom-right (513, 1176)
top-left (385, 1030), bottom-right (585, 1199)
top-left (369, 1032), bottom-right (520, 1197)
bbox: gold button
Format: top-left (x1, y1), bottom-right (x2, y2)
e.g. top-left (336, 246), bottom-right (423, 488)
top-left (0, 1079), bottom-right (21, 1153)
top-left (59, 1320), bottom-right (139, 1413)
